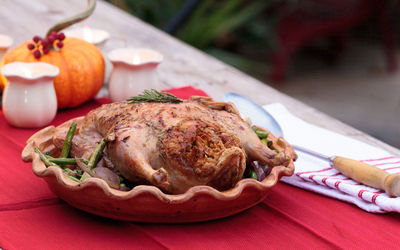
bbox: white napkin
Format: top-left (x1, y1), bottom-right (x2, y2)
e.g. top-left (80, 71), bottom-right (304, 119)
top-left (263, 103), bottom-right (400, 213)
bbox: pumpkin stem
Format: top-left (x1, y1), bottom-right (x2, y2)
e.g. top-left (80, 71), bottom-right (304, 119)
top-left (46, 0), bottom-right (96, 37)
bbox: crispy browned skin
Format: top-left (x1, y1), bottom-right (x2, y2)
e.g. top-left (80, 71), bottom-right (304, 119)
top-left (54, 96), bottom-right (287, 194)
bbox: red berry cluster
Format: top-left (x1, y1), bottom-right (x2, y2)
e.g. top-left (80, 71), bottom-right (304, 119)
top-left (27, 31), bottom-right (66, 59)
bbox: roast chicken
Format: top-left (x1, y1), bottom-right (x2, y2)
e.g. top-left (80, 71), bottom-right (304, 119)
top-left (53, 96), bottom-right (290, 194)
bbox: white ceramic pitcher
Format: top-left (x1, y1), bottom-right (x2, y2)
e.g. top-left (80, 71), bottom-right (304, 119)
top-left (1, 62), bottom-right (59, 128)
top-left (107, 48), bottom-right (163, 102)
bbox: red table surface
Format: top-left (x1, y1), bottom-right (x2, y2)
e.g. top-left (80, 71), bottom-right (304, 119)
top-left (0, 86), bottom-right (399, 249)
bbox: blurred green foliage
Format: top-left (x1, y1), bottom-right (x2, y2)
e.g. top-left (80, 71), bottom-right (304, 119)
top-left (106, 0), bottom-right (186, 28)
top-left (175, 0), bottom-right (271, 49)
top-left (106, 0), bottom-right (286, 79)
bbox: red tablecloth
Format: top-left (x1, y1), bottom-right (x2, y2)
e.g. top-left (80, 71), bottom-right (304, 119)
top-left (1, 86), bottom-right (399, 249)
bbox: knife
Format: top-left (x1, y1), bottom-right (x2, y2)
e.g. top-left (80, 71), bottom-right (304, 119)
top-left (223, 92), bottom-right (400, 197)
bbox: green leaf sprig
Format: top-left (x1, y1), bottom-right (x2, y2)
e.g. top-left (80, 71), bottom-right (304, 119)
top-left (127, 89), bottom-right (183, 104)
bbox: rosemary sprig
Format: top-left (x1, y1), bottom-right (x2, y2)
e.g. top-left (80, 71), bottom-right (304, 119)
top-left (127, 89), bottom-right (183, 104)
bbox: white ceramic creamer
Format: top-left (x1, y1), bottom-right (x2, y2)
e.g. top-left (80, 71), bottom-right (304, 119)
top-left (1, 62), bottom-right (59, 128)
top-left (107, 48), bottom-right (163, 102)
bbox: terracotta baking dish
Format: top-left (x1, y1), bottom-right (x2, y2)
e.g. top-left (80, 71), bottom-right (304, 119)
top-left (22, 117), bottom-right (295, 223)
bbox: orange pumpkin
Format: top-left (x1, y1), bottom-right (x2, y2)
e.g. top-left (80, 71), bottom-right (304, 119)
top-left (1, 37), bottom-right (105, 108)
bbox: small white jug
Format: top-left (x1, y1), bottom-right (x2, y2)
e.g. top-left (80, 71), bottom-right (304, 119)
top-left (107, 48), bottom-right (163, 102)
top-left (1, 62), bottom-right (59, 128)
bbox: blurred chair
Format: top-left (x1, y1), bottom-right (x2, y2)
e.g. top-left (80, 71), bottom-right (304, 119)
top-left (269, 0), bottom-right (397, 82)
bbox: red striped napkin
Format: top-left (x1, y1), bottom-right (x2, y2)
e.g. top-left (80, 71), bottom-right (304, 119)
top-left (263, 103), bottom-right (400, 213)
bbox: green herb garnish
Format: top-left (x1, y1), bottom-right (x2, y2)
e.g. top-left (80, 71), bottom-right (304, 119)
top-left (249, 170), bottom-right (258, 180)
top-left (127, 89), bottom-right (183, 104)
top-left (255, 130), bottom-right (268, 139)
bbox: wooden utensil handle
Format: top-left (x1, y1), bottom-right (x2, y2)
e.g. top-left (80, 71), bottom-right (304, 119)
top-left (332, 157), bottom-right (400, 197)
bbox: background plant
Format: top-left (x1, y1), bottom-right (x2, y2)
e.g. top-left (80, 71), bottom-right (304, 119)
top-left (106, 0), bottom-right (290, 80)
